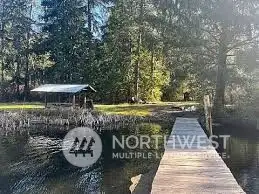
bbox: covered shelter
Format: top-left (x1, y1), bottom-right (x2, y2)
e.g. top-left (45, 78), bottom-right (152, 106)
top-left (31, 84), bottom-right (96, 108)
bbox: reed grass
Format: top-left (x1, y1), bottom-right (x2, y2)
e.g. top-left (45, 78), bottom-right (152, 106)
top-left (0, 108), bottom-right (145, 134)
top-left (0, 102), bottom-right (198, 133)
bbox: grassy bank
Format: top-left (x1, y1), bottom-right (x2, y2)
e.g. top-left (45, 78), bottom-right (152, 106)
top-left (0, 101), bottom-right (200, 133)
top-left (0, 102), bottom-right (199, 115)
top-left (0, 101), bottom-right (200, 125)
top-left (0, 103), bottom-right (44, 110)
top-left (95, 102), bottom-right (199, 117)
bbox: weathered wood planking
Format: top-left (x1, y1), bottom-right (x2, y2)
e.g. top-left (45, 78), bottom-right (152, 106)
top-left (151, 117), bottom-right (244, 194)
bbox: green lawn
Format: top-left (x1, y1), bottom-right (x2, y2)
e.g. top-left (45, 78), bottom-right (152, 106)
top-left (0, 101), bottom-right (199, 116)
top-left (95, 104), bottom-right (154, 116)
top-left (0, 103), bottom-right (44, 110)
top-left (95, 102), bottom-right (199, 117)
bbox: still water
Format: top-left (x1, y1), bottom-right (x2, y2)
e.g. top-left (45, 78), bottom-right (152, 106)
top-left (0, 123), bottom-right (171, 194)
top-left (3, 121), bottom-right (259, 194)
top-left (214, 125), bottom-right (259, 194)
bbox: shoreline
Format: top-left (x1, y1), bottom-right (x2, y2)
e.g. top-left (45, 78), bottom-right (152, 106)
top-left (0, 106), bottom-right (178, 132)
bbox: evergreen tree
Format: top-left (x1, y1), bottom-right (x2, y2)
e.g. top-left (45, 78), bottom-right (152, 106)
top-left (41, 0), bottom-right (90, 83)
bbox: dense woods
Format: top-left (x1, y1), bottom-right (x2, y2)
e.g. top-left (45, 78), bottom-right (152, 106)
top-left (1, 0), bottom-right (259, 114)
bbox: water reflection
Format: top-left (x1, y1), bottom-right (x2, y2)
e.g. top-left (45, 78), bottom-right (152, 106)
top-left (0, 122), bottom-right (171, 194)
top-left (214, 126), bottom-right (259, 194)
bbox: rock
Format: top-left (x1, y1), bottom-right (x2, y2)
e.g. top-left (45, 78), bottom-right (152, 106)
top-left (129, 174), bottom-right (142, 193)
top-left (129, 167), bottom-right (158, 194)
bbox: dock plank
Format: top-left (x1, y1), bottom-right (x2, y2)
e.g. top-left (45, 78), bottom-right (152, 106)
top-left (151, 117), bottom-right (244, 194)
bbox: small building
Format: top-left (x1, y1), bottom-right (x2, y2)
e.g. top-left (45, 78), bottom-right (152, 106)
top-left (31, 84), bottom-right (96, 108)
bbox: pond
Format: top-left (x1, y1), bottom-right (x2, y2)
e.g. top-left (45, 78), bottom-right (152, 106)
top-left (214, 125), bottom-right (259, 194)
top-left (0, 122), bottom-right (172, 194)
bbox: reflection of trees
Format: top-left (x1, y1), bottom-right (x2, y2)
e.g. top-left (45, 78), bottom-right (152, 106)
top-left (137, 123), bottom-right (162, 135)
top-left (0, 134), bottom-right (66, 193)
top-left (226, 137), bottom-right (259, 193)
top-left (227, 138), bottom-right (257, 169)
top-left (40, 164), bottom-right (103, 193)
top-left (241, 143), bottom-right (259, 193)
top-left (0, 133), bottom-right (29, 170)
top-left (0, 122), bottom-right (172, 193)
top-left (101, 122), bottom-right (171, 194)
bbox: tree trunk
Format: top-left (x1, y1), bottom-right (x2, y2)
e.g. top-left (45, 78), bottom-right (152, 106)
top-left (87, 0), bottom-right (92, 32)
top-left (24, 38), bottom-right (30, 101)
top-left (0, 29), bottom-right (4, 83)
top-left (24, 57), bottom-right (29, 101)
top-left (85, 0), bottom-right (93, 83)
top-left (0, 44), bottom-right (4, 83)
top-left (150, 46), bottom-right (155, 99)
top-left (16, 61), bottom-right (20, 101)
top-left (24, 3), bottom-right (33, 101)
top-left (134, 0), bottom-right (144, 100)
top-left (0, 2), bottom-right (6, 101)
top-left (0, 39), bottom-right (4, 101)
top-left (135, 32), bottom-right (141, 100)
top-left (213, 30), bottom-right (228, 117)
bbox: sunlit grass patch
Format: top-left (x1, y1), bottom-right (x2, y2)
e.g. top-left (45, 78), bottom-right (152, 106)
top-left (95, 104), bottom-right (153, 116)
top-left (0, 101), bottom-right (200, 115)
top-left (0, 103), bottom-right (44, 110)
top-left (95, 101), bottom-right (200, 117)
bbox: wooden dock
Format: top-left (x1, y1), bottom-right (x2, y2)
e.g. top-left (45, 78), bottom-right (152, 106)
top-left (151, 117), bottom-right (244, 194)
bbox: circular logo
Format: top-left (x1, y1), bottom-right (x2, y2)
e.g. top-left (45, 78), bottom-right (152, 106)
top-left (62, 127), bottom-right (102, 168)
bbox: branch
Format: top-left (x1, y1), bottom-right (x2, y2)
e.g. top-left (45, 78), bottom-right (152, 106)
top-left (203, 44), bottom-right (218, 55)
top-left (200, 28), bottom-right (221, 44)
top-left (227, 33), bottom-right (259, 52)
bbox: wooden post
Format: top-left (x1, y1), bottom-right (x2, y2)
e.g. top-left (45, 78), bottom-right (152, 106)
top-left (44, 93), bottom-right (47, 108)
top-left (72, 94), bottom-right (76, 108)
top-left (204, 95), bottom-right (213, 136)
